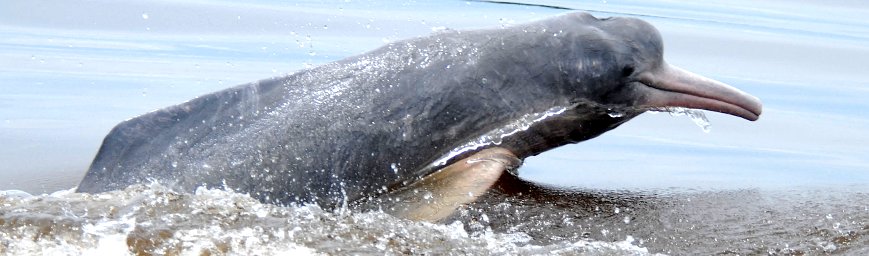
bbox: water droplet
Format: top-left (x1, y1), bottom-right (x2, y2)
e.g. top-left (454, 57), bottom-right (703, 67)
top-left (323, 25), bottom-right (328, 30)
top-left (141, 13), bottom-right (149, 20)
top-left (390, 163), bottom-right (398, 174)
top-left (623, 216), bottom-right (631, 224)
top-left (667, 107), bottom-right (711, 133)
top-left (171, 161), bottom-right (178, 168)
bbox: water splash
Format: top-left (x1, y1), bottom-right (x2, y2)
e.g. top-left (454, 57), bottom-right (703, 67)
top-left (664, 107), bottom-right (711, 133)
top-left (0, 185), bottom-right (657, 255)
top-left (607, 108), bottom-right (625, 118)
top-left (430, 105), bottom-right (571, 167)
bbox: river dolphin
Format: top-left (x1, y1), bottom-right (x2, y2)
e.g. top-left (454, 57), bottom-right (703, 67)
top-left (76, 13), bottom-right (762, 221)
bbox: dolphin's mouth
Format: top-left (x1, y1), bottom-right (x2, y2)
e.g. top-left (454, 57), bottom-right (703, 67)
top-left (637, 64), bottom-right (762, 121)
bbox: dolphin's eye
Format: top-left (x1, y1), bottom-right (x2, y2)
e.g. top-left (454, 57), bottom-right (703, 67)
top-left (621, 65), bottom-right (635, 77)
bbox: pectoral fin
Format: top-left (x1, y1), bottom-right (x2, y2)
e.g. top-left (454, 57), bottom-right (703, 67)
top-left (377, 147), bottom-right (521, 222)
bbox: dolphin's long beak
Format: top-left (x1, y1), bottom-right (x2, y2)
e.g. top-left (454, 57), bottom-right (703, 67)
top-left (638, 63), bottom-right (762, 121)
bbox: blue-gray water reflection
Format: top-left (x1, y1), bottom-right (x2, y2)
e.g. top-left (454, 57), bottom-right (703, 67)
top-left (2, 0), bottom-right (869, 254)
top-left (2, 0), bottom-right (866, 192)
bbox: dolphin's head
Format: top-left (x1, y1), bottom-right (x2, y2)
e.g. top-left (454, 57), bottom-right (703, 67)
top-left (559, 13), bottom-right (762, 121)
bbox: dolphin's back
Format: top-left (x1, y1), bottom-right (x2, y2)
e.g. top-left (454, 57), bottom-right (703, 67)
top-left (76, 15), bottom-right (592, 207)
top-left (79, 78), bottom-right (285, 194)
top-left (79, 72), bottom-right (395, 205)
top-left (76, 40), bottom-right (530, 207)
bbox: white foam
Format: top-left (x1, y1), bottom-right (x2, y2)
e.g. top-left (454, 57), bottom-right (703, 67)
top-left (0, 184), bottom-right (658, 255)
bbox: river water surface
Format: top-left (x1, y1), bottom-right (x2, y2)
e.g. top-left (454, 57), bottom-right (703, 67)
top-left (1, 0), bottom-right (868, 255)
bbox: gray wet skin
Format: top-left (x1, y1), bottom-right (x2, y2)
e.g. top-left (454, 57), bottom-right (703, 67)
top-left (77, 13), bottom-right (761, 208)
